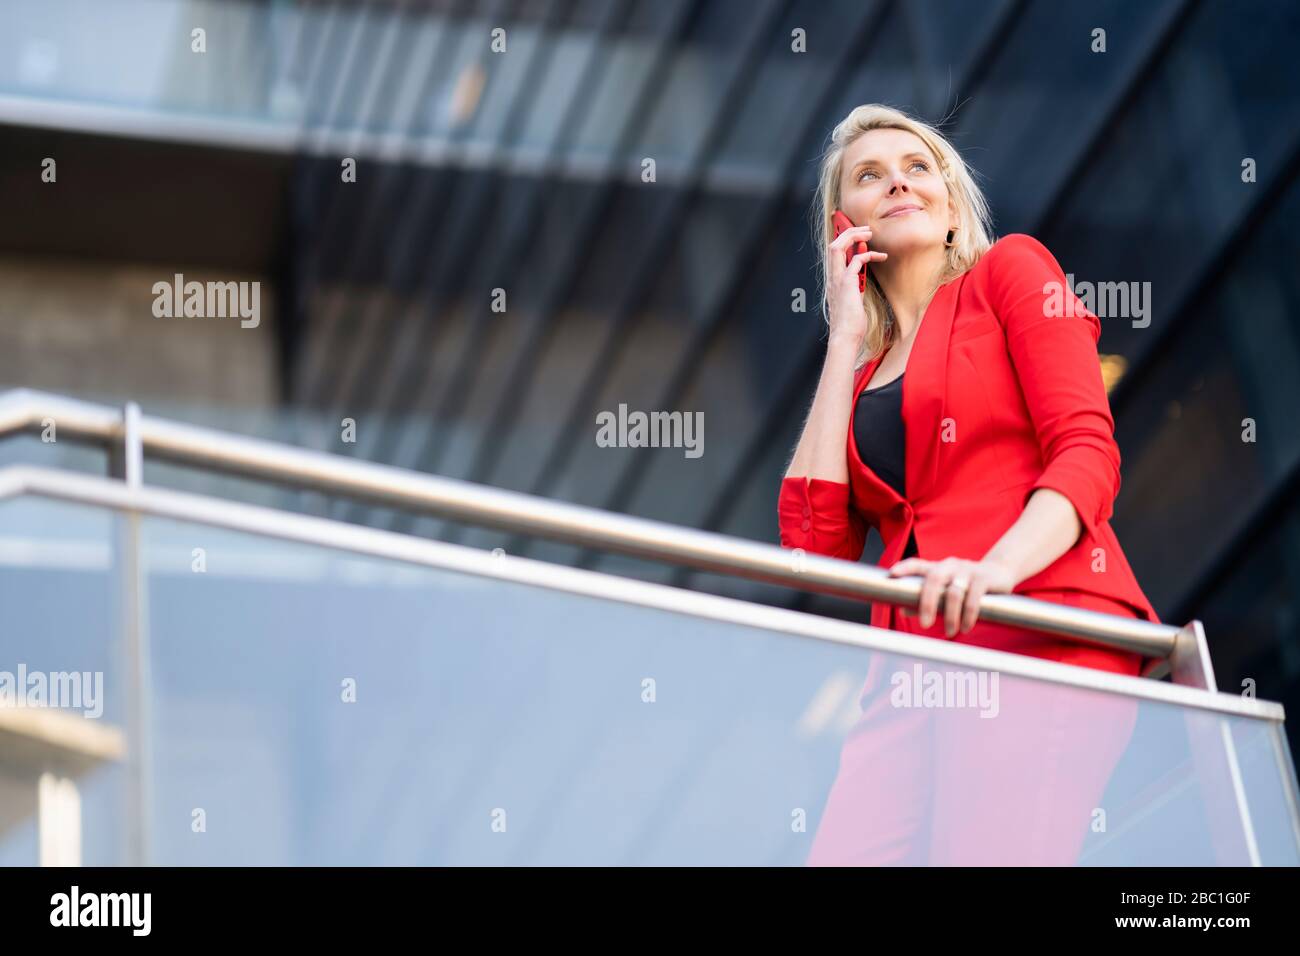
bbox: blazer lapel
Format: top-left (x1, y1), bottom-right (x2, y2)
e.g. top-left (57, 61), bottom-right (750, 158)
top-left (903, 275), bottom-right (962, 503)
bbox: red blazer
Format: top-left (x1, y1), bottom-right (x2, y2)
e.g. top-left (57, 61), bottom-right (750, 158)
top-left (778, 233), bottom-right (1159, 667)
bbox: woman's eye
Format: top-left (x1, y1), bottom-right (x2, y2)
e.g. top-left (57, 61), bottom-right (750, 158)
top-left (858, 162), bottom-right (927, 182)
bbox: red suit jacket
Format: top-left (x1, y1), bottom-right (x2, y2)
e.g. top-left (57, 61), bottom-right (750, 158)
top-left (778, 233), bottom-right (1158, 671)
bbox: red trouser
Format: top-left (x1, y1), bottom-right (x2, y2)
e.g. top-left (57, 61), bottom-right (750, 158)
top-left (805, 590), bottom-right (1142, 866)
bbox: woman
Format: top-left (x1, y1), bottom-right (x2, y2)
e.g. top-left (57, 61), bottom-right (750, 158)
top-left (779, 104), bottom-right (1159, 865)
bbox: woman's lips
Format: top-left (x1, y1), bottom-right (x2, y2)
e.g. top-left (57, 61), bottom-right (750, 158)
top-left (882, 204), bottom-right (922, 219)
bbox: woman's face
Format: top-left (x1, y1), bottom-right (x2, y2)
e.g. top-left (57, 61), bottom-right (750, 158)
top-left (838, 127), bottom-right (957, 257)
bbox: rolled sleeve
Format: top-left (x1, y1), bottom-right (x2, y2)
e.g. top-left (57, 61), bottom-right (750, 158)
top-left (778, 476), bottom-right (868, 561)
top-left (988, 234), bottom-right (1122, 541)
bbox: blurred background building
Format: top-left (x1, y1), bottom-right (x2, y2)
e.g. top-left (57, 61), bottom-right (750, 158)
top-left (0, 0), bottom-right (1298, 864)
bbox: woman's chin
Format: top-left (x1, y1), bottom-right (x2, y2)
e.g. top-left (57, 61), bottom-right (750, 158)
top-left (872, 230), bottom-right (944, 259)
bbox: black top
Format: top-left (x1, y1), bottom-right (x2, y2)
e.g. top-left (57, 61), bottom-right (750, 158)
top-left (854, 371), bottom-right (918, 559)
top-left (854, 373), bottom-right (906, 496)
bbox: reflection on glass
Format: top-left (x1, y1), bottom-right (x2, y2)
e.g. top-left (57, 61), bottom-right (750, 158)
top-left (0, 494), bottom-right (1297, 865)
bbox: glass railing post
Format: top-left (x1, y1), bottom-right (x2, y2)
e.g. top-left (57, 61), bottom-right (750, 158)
top-left (108, 401), bottom-right (152, 866)
top-left (1170, 621), bottom-right (1217, 691)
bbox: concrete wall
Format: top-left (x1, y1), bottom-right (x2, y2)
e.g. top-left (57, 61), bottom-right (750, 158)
top-left (0, 255), bottom-right (278, 408)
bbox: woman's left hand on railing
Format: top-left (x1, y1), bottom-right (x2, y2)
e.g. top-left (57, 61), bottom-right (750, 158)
top-left (886, 556), bottom-right (1017, 637)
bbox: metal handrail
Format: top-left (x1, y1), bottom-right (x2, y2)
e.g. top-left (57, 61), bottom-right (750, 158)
top-left (0, 464), bottom-right (1280, 722)
top-left (0, 388), bottom-right (1185, 665)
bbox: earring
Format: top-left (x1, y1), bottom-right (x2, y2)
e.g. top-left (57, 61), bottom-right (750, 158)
top-left (944, 228), bottom-right (956, 248)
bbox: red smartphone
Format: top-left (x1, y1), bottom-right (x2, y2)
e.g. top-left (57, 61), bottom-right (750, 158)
top-left (832, 209), bottom-right (870, 293)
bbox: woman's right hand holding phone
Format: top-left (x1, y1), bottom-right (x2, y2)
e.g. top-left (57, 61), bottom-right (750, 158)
top-left (784, 220), bottom-right (887, 484)
top-left (827, 225), bottom-right (887, 352)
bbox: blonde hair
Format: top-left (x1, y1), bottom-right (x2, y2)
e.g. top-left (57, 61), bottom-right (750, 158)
top-left (811, 104), bottom-right (994, 368)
